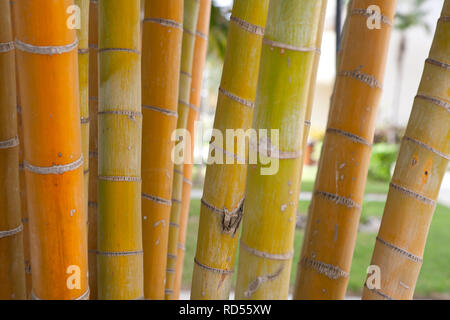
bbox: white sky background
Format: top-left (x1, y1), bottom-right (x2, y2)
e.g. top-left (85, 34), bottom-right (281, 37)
top-left (208, 0), bottom-right (445, 130)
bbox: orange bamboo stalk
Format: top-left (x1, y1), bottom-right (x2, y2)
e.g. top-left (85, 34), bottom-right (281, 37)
top-left (141, 0), bottom-right (184, 300)
top-left (294, 0), bottom-right (396, 300)
top-left (165, 0), bottom-right (200, 300)
top-left (173, 0), bottom-right (211, 299)
top-left (87, 0), bottom-right (98, 300)
top-left (0, 0), bottom-right (26, 300)
top-left (13, 0), bottom-right (88, 300)
top-left (362, 2), bottom-right (450, 300)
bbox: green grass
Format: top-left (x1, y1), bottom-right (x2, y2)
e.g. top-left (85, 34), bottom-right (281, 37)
top-left (300, 165), bottom-right (389, 194)
top-left (182, 199), bottom-right (450, 298)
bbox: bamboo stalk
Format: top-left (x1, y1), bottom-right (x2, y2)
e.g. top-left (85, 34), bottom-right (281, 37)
top-left (87, 0), bottom-right (98, 300)
top-left (165, 0), bottom-right (200, 300)
top-left (298, 0), bottom-right (328, 178)
top-left (362, 1), bottom-right (450, 300)
top-left (294, 0), bottom-right (396, 300)
top-left (0, 0), bottom-right (26, 300)
top-left (75, 0), bottom-right (89, 235)
top-left (10, 0), bottom-right (32, 299)
top-left (173, 0), bottom-right (211, 300)
top-left (190, 0), bottom-right (270, 300)
top-left (13, 0), bottom-right (88, 300)
top-left (141, 0), bottom-right (184, 300)
top-left (97, 0), bottom-right (143, 300)
top-left (235, 0), bottom-right (327, 300)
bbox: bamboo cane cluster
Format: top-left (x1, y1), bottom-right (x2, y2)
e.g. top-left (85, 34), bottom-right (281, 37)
top-left (0, 0), bottom-right (448, 300)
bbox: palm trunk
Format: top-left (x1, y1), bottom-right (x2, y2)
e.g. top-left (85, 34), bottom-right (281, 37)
top-left (97, 0), bottom-right (143, 300)
top-left (141, 0), bottom-right (184, 300)
top-left (362, 1), bottom-right (450, 300)
top-left (173, 0), bottom-right (211, 299)
top-left (75, 0), bottom-right (90, 235)
top-left (87, 0), bottom-right (99, 299)
top-left (0, 0), bottom-right (26, 300)
top-left (294, 0), bottom-right (396, 300)
top-left (165, 0), bottom-right (200, 300)
top-left (13, 0), bottom-right (88, 300)
top-left (190, 0), bottom-right (270, 300)
top-left (235, 0), bottom-right (327, 300)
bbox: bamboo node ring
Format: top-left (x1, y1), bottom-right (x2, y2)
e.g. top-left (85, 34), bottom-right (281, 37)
top-left (218, 87), bottom-right (255, 108)
top-left (376, 236), bottom-right (423, 263)
top-left (425, 58), bottom-right (450, 70)
top-left (338, 66), bottom-right (382, 89)
top-left (389, 182), bottom-right (435, 206)
top-left (315, 190), bottom-right (362, 209)
top-left (403, 136), bottom-right (450, 160)
top-left (364, 283), bottom-right (393, 300)
top-left (143, 18), bottom-right (183, 31)
top-left (194, 258), bottom-right (234, 274)
top-left (15, 38), bottom-right (78, 55)
top-left (0, 41), bottom-right (14, 53)
top-left (263, 38), bottom-right (320, 54)
top-left (327, 127), bottom-right (372, 146)
top-left (142, 104), bottom-right (178, 117)
top-left (24, 156), bottom-right (83, 175)
top-left (240, 240), bottom-right (293, 261)
top-left (230, 16), bottom-right (265, 36)
top-left (142, 193), bottom-right (172, 206)
top-left (95, 250), bottom-right (143, 256)
top-left (415, 94), bottom-right (450, 113)
top-left (0, 136), bottom-right (19, 149)
top-left (98, 176), bottom-right (141, 182)
top-left (301, 257), bottom-right (349, 280)
top-left (0, 224), bottom-right (23, 239)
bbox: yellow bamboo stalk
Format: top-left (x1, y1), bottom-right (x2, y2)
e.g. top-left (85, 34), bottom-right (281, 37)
top-left (299, 0), bottom-right (328, 174)
top-left (87, 0), bottom-right (99, 300)
top-left (294, 0), bottom-right (397, 300)
top-left (0, 0), bottom-right (26, 300)
top-left (165, 0), bottom-right (200, 300)
top-left (97, 0), bottom-right (143, 300)
top-left (10, 0), bottom-right (32, 299)
top-left (190, 0), bottom-right (269, 300)
top-left (141, 0), bottom-right (184, 300)
top-left (75, 0), bottom-right (89, 233)
top-left (235, 0), bottom-right (327, 300)
top-left (13, 0), bottom-right (88, 300)
top-left (362, 2), bottom-right (450, 300)
top-left (173, 0), bottom-right (211, 299)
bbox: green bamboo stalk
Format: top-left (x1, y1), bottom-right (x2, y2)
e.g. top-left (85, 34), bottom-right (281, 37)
top-left (97, 0), bottom-right (144, 300)
top-left (235, 0), bottom-right (327, 300)
top-left (190, 0), bottom-right (270, 300)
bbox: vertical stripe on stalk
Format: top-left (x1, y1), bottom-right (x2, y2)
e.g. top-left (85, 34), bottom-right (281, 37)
top-left (173, 0), bottom-right (212, 300)
top-left (0, 0), bottom-right (26, 300)
top-left (362, 1), bottom-right (449, 300)
top-left (97, 0), bottom-right (143, 300)
top-left (10, 0), bottom-right (32, 298)
top-left (141, 0), bottom-right (184, 300)
top-left (190, 0), bottom-right (270, 300)
top-left (294, 0), bottom-right (396, 300)
top-left (87, 0), bottom-right (98, 299)
top-left (75, 0), bottom-right (90, 235)
top-left (13, 0), bottom-right (88, 300)
top-left (235, 0), bottom-right (327, 300)
top-left (165, 0), bottom-right (200, 300)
